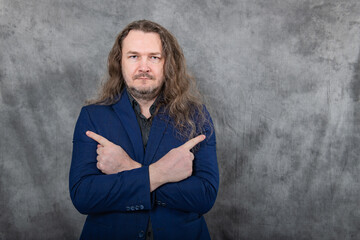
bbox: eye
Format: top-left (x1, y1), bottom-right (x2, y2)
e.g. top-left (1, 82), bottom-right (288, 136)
top-left (129, 55), bottom-right (138, 59)
top-left (150, 56), bottom-right (161, 63)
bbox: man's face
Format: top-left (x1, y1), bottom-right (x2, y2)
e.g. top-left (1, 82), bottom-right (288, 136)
top-left (121, 30), bottom-right (165, 101)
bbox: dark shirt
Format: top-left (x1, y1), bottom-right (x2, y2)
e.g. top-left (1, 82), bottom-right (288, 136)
top-left (127, 90), bottom-right (157, 240)
top-left (127, 91), bottom-right (157, 149)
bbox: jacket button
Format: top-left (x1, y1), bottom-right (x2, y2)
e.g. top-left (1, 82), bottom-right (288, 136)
top-left (126, 206), bottom-right (130, 211)
top-left (157, 200), bottom-right (161, 205)
top-left (135, 205), bottom-right (139, 210)
top-left (161, 202), bottom-right (166, 206)
top-left (140, 205), bottom-right (144, 210)
top-left (130, 206), bottom-right (135, 211)
top-left (138, 230), bottom-right (144, 238)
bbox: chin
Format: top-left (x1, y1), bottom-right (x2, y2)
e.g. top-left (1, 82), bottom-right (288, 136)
top-left (137, 82), bottom-right (159, 90)
top-left (134, 86), bottom-right (153, 92)
top-left (128, 84), bottom-right (161, 101)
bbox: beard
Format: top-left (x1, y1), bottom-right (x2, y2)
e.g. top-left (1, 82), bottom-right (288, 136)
top-left (127, 85), bottom-right (162, 101)
top-left (125, 73), bottom-right (164, 101)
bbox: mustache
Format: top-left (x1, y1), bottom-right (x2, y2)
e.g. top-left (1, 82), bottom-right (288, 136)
top-left (133, 73), bottom-right (155, 80)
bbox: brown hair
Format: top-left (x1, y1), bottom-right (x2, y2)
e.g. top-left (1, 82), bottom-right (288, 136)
top-left (87, 20), bottom-right (211, 140)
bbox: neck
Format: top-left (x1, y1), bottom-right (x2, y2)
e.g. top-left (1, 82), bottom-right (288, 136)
top-left (132, 96), bottom-right (157, 119)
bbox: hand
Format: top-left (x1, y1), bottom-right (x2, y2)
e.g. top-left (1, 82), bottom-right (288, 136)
top-left (86, 131), bottom-right (141, 174)
top-left (149, 134), bottom-right (206, 191)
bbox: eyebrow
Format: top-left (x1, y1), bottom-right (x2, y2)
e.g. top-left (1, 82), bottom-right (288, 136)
top-left (126, 51), bottom-right (162, 56)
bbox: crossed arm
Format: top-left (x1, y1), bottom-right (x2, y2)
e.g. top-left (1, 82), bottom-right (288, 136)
top-left (70, 108), bottom-right (218, 215)
top-left (86, 130), bottom-right (206, 192)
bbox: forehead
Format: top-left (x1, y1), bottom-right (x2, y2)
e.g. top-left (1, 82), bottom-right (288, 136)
top-left (122, 30), bottom-right (162, 53)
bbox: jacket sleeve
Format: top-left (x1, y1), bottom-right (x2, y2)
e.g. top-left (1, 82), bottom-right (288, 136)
top-left (69, 107), bottom-right (151, 215)
top-left (154, 112), bottom-right (219, 215)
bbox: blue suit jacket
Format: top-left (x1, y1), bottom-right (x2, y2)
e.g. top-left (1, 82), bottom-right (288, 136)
top-left (69, 91), bottom-right (219, 240)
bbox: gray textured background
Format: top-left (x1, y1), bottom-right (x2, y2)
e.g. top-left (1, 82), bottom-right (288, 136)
top-left (1, 0), bottom-right (360, 239)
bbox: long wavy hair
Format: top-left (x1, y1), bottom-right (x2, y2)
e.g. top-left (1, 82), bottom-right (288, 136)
top-left (87, 20), bottom-right (211, 140)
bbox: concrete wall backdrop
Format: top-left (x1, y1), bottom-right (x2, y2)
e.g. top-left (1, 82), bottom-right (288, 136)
top-left (1, 0), bottom-right (360, 239)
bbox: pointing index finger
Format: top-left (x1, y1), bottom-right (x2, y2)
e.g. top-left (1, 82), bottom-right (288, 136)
top-left (86, 131), bottom-right (112, 146)
top-left (181, 134), bottom-right (206, 150)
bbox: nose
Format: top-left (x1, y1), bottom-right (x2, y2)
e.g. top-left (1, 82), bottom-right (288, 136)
top-left (138, 59), bottom-right (150, 72)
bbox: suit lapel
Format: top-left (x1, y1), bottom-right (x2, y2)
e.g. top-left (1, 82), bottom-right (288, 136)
top-left (112, 91), bottom-right (144, 163)
top-left (143, 111), bottom-right (168, 166)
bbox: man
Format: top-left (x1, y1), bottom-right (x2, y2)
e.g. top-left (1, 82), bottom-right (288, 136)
top-left (69, 20), bottom-right (219, 240)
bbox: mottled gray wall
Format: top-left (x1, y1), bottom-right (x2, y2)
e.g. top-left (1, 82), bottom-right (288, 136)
top-left (1, 0), bottom-right (360, 239)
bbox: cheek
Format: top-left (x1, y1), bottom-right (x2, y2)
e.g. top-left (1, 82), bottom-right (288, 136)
top-left (121, 69), bottom-right (133, 86)
top-left (122, 64), bottom-right (136, 78)
top-left (155, 65), bottom-right (164, 78)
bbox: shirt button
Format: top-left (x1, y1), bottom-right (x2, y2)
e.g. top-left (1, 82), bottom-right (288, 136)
top-left (126, 207), bottom-right (130, 211)
top-left (139, 230), bottom-right (144, 238)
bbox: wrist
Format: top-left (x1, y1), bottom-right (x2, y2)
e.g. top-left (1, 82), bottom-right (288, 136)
top-left (120, 158), bottom-right (141, 172)
top-left (132, 161), bottom-right (142, 169)
top-left (149, 163), bottom-right (165, 192)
